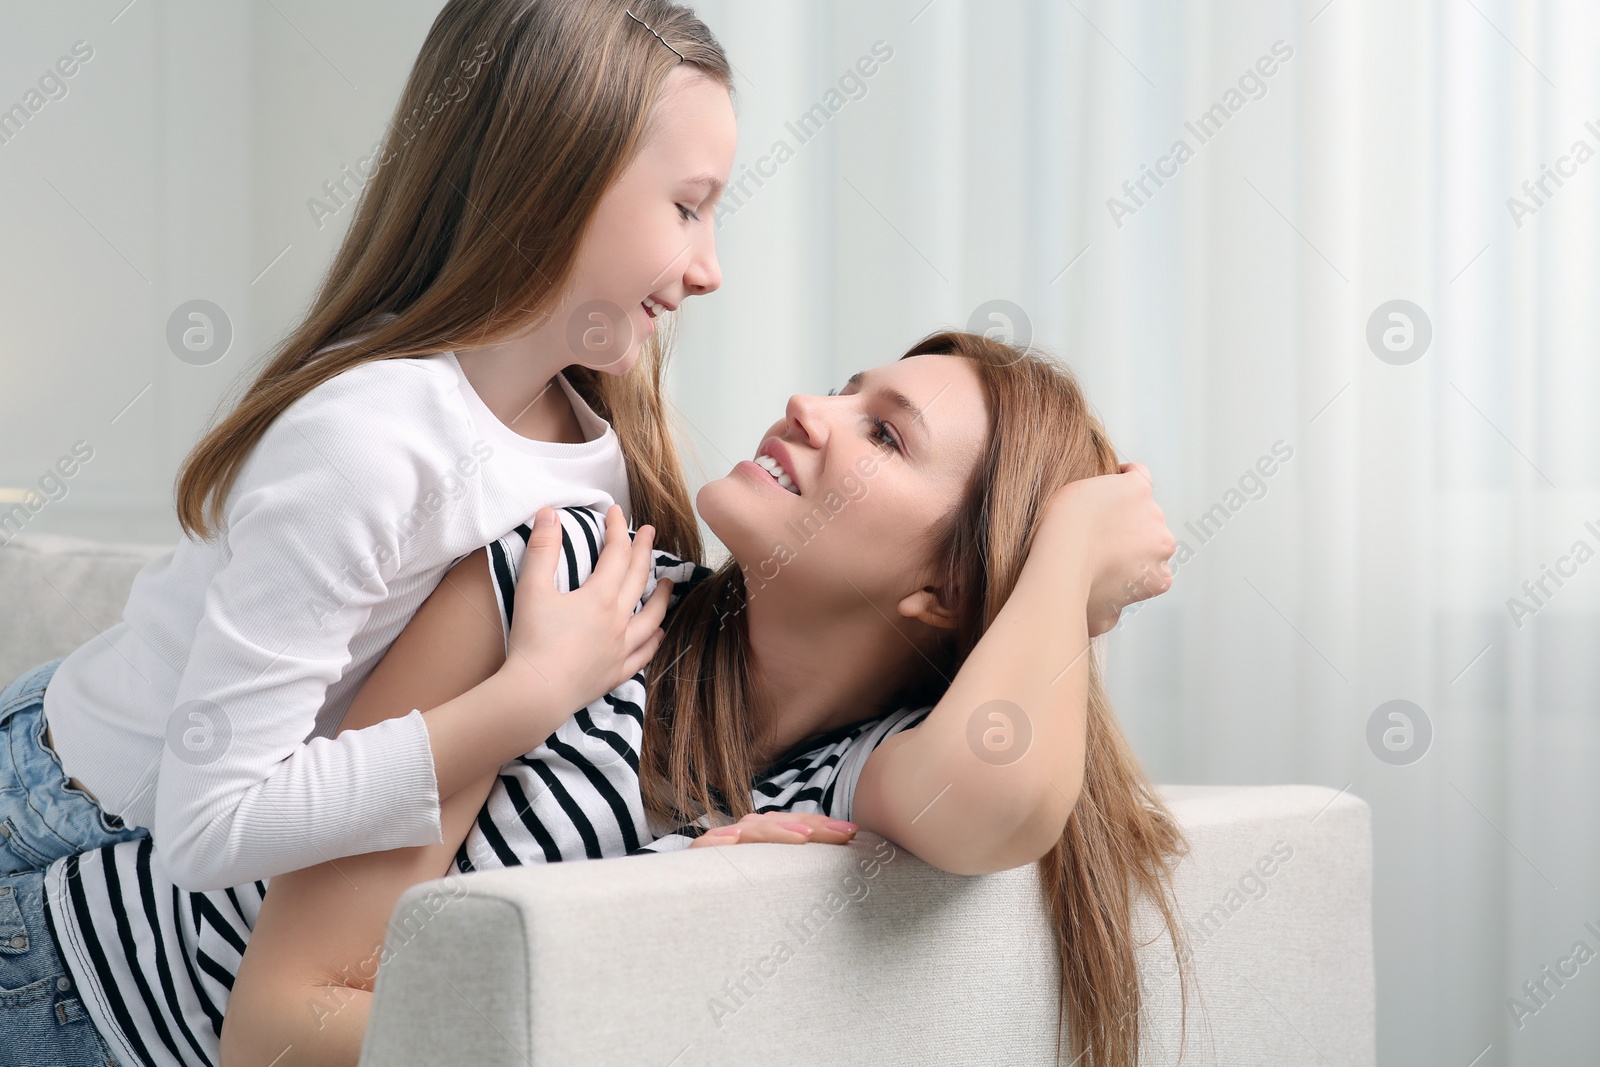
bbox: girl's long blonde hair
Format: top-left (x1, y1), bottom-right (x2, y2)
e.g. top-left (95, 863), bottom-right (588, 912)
top-left (640, 330), bottom-right (1194, 1067)
top-left (175, 0), bottom-right (727, 561)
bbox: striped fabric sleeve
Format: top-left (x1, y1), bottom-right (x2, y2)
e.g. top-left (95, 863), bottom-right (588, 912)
top-left (626, 704), bottom-right (937, 856)
top-left (824, 704), bottom-right (934, 823)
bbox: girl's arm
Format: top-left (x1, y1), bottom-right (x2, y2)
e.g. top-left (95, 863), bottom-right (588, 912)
top-left (222, 546), bottom-right (507, 1067)
top-left (157, 487), bottom-right (665, 890)
top-left (851, 464), bottom-right (1174, 876)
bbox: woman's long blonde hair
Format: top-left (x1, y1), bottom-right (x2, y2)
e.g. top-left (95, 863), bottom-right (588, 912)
top-left (640, 330), bottom-right (1193, 1067)
top-left (174, 0), bottom-right (726, 561)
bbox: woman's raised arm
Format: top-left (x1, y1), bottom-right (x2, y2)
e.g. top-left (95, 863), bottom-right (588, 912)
top-left (221, 547), bottom-right (506, 1067)
top-left (851, 464), bottom-right (1174, 876)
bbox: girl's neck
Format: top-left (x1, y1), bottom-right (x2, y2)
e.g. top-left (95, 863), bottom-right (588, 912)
top-left (454, 342), bottom-right (588, 445)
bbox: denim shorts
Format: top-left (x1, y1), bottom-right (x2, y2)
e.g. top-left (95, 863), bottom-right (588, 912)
top-left (0, 872), bottom-right (121, 1065)
top-left (0, 658), bottom-right (148, 876)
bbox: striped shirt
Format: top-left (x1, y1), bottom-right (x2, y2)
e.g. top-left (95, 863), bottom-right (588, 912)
top-left (43, 507), bottom-right (933, 1066)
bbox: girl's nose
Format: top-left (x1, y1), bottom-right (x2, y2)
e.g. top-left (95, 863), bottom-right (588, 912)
top-left (682, 230), bottom-right (722, 296)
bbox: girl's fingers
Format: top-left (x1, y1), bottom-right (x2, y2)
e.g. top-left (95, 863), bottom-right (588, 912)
top-left (619, 522), bottom-right (658, 609)
top-left (626, 578), bottom-right (672, 642)
top-left (518, 508), bottom-right (564, 599)
top-left (589, 505), bottom-right (636, 590)
top-left (620, 626), bottom-right (665, 680)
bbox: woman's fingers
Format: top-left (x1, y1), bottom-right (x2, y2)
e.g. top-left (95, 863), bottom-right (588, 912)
top-left (686, 812), bottom-right (858, 848)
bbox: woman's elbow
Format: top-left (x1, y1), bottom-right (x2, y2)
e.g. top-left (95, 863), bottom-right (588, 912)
top-left (948, 779), bottom-right (1082, 875)
top-left (1011, 777), bottom-right (1081, 867)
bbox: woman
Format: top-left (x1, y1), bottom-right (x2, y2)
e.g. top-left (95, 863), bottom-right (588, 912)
top-left (2, 333), bottom-right (1185, 1067)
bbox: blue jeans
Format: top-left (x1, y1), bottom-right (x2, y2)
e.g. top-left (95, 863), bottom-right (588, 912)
top-left (0, 872), bottom-right (121, 1065)
top-left (0, 658), bottom-right (147, 876)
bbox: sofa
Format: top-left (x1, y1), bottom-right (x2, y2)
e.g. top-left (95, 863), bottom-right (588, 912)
top-left (0, 532), bottom-right (1376, 1066)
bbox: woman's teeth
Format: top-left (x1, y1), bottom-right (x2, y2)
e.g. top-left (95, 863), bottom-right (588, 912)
top-left (642, 297), bottom-right (664, 318)
top-left (754, 453), bottom-right (799, 494)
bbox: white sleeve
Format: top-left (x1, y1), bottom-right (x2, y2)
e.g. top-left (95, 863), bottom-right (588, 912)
top-left (152, 375), bottom-right (444, 891)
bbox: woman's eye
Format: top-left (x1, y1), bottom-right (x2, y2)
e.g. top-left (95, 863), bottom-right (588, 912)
top-left (870, 416), bottom-right (900, 454)
top-left (677, 203), bottom-right (700, 222)
top-left (827, 387), bottom-right (897, 452)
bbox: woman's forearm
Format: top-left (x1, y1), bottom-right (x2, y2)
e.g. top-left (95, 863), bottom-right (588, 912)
top-left (855, 528), bottom-right (1094, 876)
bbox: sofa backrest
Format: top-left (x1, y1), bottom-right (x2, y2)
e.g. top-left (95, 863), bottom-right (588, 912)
top-left (0, 533), bottom-right (174, 685)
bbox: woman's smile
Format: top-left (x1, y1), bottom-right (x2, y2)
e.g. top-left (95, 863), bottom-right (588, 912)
top-left (735, 457), bottom-right (799, 495)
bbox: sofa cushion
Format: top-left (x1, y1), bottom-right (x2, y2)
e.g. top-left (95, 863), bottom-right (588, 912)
top-left (0, 533), bottom-right (172, 685)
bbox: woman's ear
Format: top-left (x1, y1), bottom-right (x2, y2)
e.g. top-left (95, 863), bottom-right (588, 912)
top-left (896, 580), bottom-right (961, 631)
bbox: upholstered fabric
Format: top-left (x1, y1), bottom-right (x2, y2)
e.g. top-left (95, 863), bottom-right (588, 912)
top-left (358, 783), bottom-right (1373, 1066)
top-left (0, 533), bottom-right (171, 685)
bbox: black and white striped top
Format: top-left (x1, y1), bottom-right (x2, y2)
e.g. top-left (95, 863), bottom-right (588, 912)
top-left (43, 507), bottom-right (933, 1067)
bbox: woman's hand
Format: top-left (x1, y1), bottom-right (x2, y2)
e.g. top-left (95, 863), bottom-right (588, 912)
top-left (494, 505), bottom-right (672, 742)
top-left (687, 811), bottom-right (859, 847)
top-left (1039, 461), bottom-right (1176, 636)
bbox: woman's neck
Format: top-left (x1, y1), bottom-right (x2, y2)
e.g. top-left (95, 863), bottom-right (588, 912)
top-left (738, 570), bottom-right (924, 769)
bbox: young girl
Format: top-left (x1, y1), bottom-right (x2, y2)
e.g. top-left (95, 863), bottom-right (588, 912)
top-left (0, 0), bottom-right (737, 891)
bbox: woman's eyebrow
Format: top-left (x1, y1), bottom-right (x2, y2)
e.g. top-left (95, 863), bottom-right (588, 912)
top-left (845, 370), bottom-right (933, 436)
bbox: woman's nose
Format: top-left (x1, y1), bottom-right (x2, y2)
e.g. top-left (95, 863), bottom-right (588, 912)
top-left (784, 393), bottom-right (828, 445)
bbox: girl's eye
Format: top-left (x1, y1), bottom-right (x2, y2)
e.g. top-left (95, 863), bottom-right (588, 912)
top-left (826, 387), bottom-right (839, 396)
top-left (677, 203), bottom-right (700, 222)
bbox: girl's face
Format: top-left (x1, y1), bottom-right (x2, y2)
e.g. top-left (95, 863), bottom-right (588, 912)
top-left (698, 354), bottom-right (991, 615)
top-left (561, 66), bottom-right (736, 375)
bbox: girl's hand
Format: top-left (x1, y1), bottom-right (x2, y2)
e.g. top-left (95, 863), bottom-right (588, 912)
top-left (688, 811), bottom-right (859, 848)
top-left (1040, 461), bottom-right (1176, 636)
top-left (495, 505), bottom-right (672, 738)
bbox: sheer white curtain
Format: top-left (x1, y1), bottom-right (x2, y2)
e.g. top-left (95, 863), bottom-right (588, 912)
top-left (679, 2), bottom-right (1600, 1063)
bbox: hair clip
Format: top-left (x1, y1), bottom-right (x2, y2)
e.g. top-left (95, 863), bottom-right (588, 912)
top-left (625, 9), bottom-right (684, 63)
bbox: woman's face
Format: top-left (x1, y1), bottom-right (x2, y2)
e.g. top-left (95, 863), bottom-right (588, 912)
top-left (561, 66), bottom-right (736, 374)
top-left (698, 353), bottom-right (990, 613)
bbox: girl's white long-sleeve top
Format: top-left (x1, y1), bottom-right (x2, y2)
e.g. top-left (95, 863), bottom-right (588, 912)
top-left (42, 350), bottom-right (633, 891)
